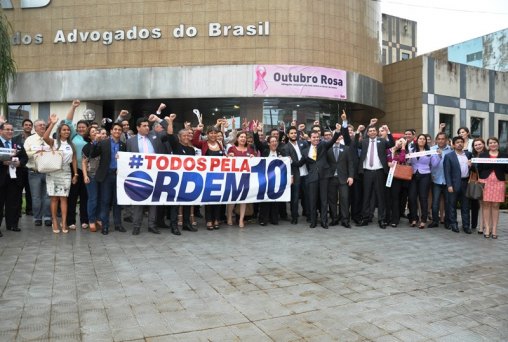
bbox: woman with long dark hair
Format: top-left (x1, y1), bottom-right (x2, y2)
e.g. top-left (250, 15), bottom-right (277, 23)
top-left (192, 124), bottom-right (225, 230)
top-left (470, 138), bottom-right (487, 234)
top-left (43, 113), bottom-right (78, 233)
top-left (478, 137), bottom-right (508, 239)
top-left (407, 134), bottom-right (433, 229)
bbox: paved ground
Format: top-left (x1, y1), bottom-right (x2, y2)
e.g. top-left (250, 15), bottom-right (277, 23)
top-left (0, 211), bottom-right (507, 342)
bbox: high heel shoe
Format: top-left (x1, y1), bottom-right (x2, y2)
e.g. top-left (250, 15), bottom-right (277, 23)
top-left (61, 224), bottom-right (69, 234)
top-left (239, 221), bottom-right (245, 228)
top-left (89, 223), bottom-right (96, 232)
top-left (190, 214), bottom-right (197, 226)
top-left (410, 221), bottom-right (417, 227)
top-left (206, 222), bottom-right (214, 231)
top-left (52, 223), bottom-right (60, 234)
top-left (418, 222), bottom-right (426, 229)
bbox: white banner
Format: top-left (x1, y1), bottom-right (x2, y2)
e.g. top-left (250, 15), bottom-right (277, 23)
top-left (471, 158), bottom-right (508, 164)
top-left (0, 148), bottom-right (16, 155)
top-left (405, 150), bottom-right (438, 159)
top-left (386, 161), bottom-right (397, 188)
top-left (117, 152), bottom-right (292, 205)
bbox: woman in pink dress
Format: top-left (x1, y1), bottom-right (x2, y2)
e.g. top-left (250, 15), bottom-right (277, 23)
top-left (477, 137), bottom-right (508, 239)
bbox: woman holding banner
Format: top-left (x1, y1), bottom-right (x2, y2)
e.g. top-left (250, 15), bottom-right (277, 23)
top-left (192, 124), bottom-right (225, 230)
top-left (477, 137), bottom-right (508, 239)
top-left (227, 131), bottom-right (256, 228)
top-left (407, 134), bottom-right (433, 229)
top-left (386, 138), bottom-right (407, 227)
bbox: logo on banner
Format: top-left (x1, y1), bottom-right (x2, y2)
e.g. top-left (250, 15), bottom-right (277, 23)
top-left (1, 0), bottom-right (51, 9)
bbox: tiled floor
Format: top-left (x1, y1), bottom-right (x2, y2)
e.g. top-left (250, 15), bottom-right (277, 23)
top-left (1, 211), bottom-right (507, 341)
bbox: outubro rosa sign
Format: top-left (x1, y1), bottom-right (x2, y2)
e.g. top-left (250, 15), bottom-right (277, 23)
top-left (254, 65), bottom-right (347, 100)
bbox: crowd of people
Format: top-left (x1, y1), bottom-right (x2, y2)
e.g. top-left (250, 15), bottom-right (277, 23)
top-left (0, 100), bottom-right (506, 239)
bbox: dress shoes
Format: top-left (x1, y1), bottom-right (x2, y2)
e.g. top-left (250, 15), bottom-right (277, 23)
top-left (157, 222), bottom-right (170, 229)
top-left (321, 223), bottom-right (329, 229)
top-left (7, 227), bottom-right (21, 232)
top-left (123, 216), bottom-right (133, 223)
top-left (451, 226), bottom-right (459, 233)
top-left (0, 230), bottom-right (2, 237)
top-left (270, 221), bottom-right (279, 225)
top-left (132, 227), bottom-right (140, 235)
top-left (259, 222), bottom-right (267, 226)
top-left (309, 223), bottom-right (317, 228)
top-left (341, 221), bottom-right (351, 228)
top-left (352, 218), bottom-right (361, 225)
top-left (115, 225), bottom-right (126, 232)
top-left (44, 220), bottom-right (52, 227)
top-left (356, 220), bottom-right (369, 227)
top-left (378, 221), bottom-right (387, 229)
top-left (182, 224), bottom-right (197, 232)
top-left (427, 222), bottom-right (439, 228)
top-left (171, 227), bottom-right (181, 235)
top-left (34, 220), bottom-right (42, 226)
top-left (148, 227), bottom-right (161, 234)
top-left (463, 228), bottom-right (472, 234)
top-left (330, 219), bottom-right (339, 226)
top-left (101, 228), bottom-right (109, 235)
top-left (291, 218), bottom-right (298, 225)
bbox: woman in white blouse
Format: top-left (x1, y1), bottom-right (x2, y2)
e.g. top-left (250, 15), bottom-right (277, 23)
top-left (43, 113), bottom-right (78, 234)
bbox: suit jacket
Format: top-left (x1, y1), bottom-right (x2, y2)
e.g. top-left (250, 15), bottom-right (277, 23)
top-left (443, 150), bottom-right (472, 191)
top-left (476, 151), bottom-right (508, 181)
top-left (358, 134), bottom-right (395, 174)
top-left (281, 140), bottom-right (309, 184)
top-left (326, 143), bottom-right (354, 184)
top-left (90, 138), bottom-right (127, 183)
top-left (126, 121), bottom-right (169, 154)
top-left (0, 139), bottom-right (28, 186)
top-left (302, 131), bottom-right (340, 183)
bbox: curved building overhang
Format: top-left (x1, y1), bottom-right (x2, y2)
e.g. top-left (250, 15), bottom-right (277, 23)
top-left (8, 65), bottom-right (384, 110)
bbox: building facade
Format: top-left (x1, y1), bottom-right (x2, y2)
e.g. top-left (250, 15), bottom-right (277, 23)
top-left (3, 0), bottom-right (385, 130)
top-left (381, 14), bottom-right (417, 65)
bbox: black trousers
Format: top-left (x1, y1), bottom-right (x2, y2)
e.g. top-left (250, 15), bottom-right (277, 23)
top-left (259, 202), bottom-right (279, 224)
top-left (19, 166), bottom-right (31, 215)
top-left (361, 169), bottom-right (386, 222)
top-left (408, 172), bottom-right (431, 222)
top-left (67, 168), bottom-right (88, 226)
top-left (307, 177), bottom-right (329, 225)
top-left (350, 175), bottom-right (363, 222)
top-left (205, 204), bottom-right (221, 223)
top-left (386, 178), bottom-right (406, 225)
top-left (327, 177), bottom-right (350, 222)
top-left (0, 177), bottom-right (22, 229)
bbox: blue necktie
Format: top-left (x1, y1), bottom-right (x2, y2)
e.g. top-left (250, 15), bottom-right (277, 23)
top-left (5, 141), bottom-right (11, 149)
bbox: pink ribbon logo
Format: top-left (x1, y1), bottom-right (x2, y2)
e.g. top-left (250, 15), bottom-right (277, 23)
top-left (254, 66), bottom-right (268, 92)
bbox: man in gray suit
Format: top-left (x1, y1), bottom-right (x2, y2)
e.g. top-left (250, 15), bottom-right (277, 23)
top-left (127, 113), bottom-right (169, 235)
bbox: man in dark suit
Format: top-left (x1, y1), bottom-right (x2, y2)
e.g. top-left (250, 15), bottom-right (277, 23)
top-left (302, 117), bottom-right (349, 229)
top-left (282, 126), bottom-right (309, 224)
top-left (326, 133), bottom-right (354, 228)
top-left (443, 136), bottom-right (473, 233)
top-left (357, 124), bottom-right (395, 228)
top-left (0, 122), bottom-right (28, 236)
top-left (90, 122), bottom-right (127, 235)
top-left (126, 115), bottom-right (169, 235)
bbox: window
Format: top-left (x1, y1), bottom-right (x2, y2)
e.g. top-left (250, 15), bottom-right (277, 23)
top-left (498, 120), bottom-right (508, 153)
top-left (470, 117), bottom-right (483, 138)
top-left (466, 51), bottom-right (483, 62)
top-left (401, 52), bottom-right (410, 60)
top-left (7, 104), bottom-right (31, 135)
top-left (439, 113), bottom-right (454, 138)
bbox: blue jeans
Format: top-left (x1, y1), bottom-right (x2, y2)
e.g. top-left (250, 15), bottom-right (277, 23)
top-left (28, 170), bottom-right (51, 221)
top-left (99, 170), bottom-right (122, 230)
top-left (85, 175), bottom-right (100, 223)
top-left (431, 183), bottom-right (448, 225)
top-left (446, 179), bottom-right (470, 229)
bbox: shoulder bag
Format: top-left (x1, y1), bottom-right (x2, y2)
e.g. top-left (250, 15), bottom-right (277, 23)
top-left (34, 149), bottom-right (63, 173)
top-left (466, 171), bottom-right (483, 200)
top-left (393, 164), bottom-right (413, 181)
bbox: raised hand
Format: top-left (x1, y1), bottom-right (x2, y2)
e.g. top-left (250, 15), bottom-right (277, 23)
top-left (158, 103), bottom-right (166, 112)
top-left (369, 118), bottom-right (378, 126)
top-left (148, 114), bottom-right (159, 122)
top-left (196, 123), bottom-right (204, 131)
top-left (49, 113), bottom-right (59, 125)
top-left (358, 124), bottom-right (365, 132)
top-left (184, 121), bottom-right (191, 129)
top-left (341, 109), bottom-right (347, 122)
top-left (119, 110), bottom-right (129, 118)
top-left (168, 113), bottom-right (176, 121)
top-left (72, 99), bottom-right (80, 108)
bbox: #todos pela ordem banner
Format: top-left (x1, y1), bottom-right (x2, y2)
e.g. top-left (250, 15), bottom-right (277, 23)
top-left (117, 152), bottom-right (291, 205)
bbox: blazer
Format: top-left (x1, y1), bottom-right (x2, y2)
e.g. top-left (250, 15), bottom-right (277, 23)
top-left (358, 134), bottom-right (395, 174)
top-left (477, 151), bottom-right (508, 181)
top-left (281, 140), bottom-right (308, 184)
top-left (0, 139), bottom-right (28, 187)
top-left (90, 138), bottom-right (127, 183)
top-left (326, 143), bottom-right (354, 184)
top-left (443, 150), bottom-right (472, 191)
top-left (302, 130), bottom-right (340, 183)
top-left (192, 130), bottom-right (224, 156)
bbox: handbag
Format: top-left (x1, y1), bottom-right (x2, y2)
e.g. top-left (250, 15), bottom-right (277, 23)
top-left (393, 164), bottom-right (413, 181)
top-left (34, 150), bottom-right (63, 173)
top-left (466, 172), bottom-right (483, 200)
